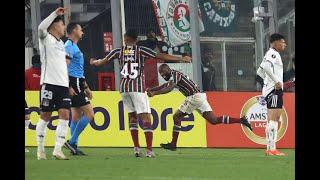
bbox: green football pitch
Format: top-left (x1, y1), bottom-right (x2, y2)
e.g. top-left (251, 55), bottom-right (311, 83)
top-left (26, 147), bottom-right (294, 180)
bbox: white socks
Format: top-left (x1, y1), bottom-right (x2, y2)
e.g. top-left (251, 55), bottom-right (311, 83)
top-left (54, 120), bottom-right (69, 152)
top-left (266, 120), bottom-right (278, 150)
top-left (36, 119), bottom-right (49, 153)
top-left (25, 120), bottom-right (30, 132)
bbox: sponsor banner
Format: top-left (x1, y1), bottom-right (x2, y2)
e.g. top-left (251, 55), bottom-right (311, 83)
top-left (152, 0), bottom-right (204, 46)
top-left (205, 92), bottom-right (295, 148)
top-left (25, 91), bottom-right (207, 147)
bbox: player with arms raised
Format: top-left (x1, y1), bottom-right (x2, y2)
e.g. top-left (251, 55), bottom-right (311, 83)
top-left (36, 7), bottom-right (70, 160)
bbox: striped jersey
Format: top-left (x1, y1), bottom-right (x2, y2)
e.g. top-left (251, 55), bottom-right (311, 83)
top-left (171, 70), bottom-right (201, 97)
top-left (105, 45), bottom-right (157, 92)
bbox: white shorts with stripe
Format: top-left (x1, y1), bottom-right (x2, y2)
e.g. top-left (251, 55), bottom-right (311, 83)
top-left (121, 92), bottom-right (151, 114)
top-left (178, 93), bottom-right (212, 114)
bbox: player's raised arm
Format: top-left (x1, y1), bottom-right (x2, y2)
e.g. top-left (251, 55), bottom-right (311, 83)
top-left (156, 53), bottom-right (191, 63)
top-left (90, 48), bottom-right (121, 66)
top-left (38, 7), bottom-right (66, 39)
top-left (146, 82), bottom-right (170, 92)
top-left (147, 81), bottom-right (175, 97)
top-left (139, 46), bottom-right (191, 63)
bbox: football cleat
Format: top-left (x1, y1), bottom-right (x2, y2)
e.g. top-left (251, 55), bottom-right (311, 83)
top-left (160, 142), bottom-right (177, 151)
top-left (52, 150), bottom-right (69, 160)
top-left (37, 151), bottom-right (47, 160)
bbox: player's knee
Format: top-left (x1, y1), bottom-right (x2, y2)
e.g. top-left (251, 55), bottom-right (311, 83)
top-left (85, 110), bottom-right (94, 121)
top-left (40, 112), bottom-right (51, 121)
top-left (210, 117), bottom-right (219, 125)
top-left (59, 109), bottom-right (70, 120)
top-left (173, 113), bottom-right (181, 123)
top-left (203, 112), bottom-right (218, 124)
top-left (129, 113), bottom-right (137, 123)
top-left (138, 113), bottom-right (151, 122)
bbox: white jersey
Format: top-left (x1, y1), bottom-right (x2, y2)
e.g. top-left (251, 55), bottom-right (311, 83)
top-left (38, 12), bottom-right (69, 87)
top-left (259, 48), bottom-right (283, 96)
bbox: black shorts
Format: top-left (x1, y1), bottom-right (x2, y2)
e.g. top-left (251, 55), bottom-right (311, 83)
top-left (69, 76), bottom-right (90, 108)
top-left (25, 100), bottom-right (30, 115)
top-left (40, 84), bottom-right (71, 112)
top-left (265, 89), bottom-right (283, 109)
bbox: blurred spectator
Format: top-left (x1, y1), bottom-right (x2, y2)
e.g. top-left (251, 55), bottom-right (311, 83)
top-left (283, 56), bottom-right (295, 92)
top-left (283, 56), bottom-right (295, 82)
top-left (201, 47), bottom-right (216, 91)
top-left (25, 54), bottom-right (41, 90)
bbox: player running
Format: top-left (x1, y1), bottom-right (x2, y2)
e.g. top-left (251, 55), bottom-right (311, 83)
top-left (36, 7), bottom-right (71, 160)
top-left (63, 23), bottom-right (94, 156)
top-left (146, 64), bottom-right (252, 151)
top-left (90, 29), bottom-right (191, 157)
top-left (256, 33), bottom-right (292, 156)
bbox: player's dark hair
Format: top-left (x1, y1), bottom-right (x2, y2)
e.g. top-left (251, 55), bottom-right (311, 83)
top-left (125, 29), bottom-right (138, 40)
top-left (270, 33), bottom-right (285, 43)
top-left (67, 22), bottom-right (79, 35)
top-left (48, 15), bottom-right (64, 30)
top-left (159, 63), bottom-right (170, 72)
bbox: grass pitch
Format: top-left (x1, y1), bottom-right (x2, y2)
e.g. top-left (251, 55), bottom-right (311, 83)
top-left (26, 147), bottom-right (294, 180)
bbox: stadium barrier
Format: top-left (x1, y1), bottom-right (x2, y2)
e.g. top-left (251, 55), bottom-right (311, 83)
top-left (25, 91), bottom-right (294, 148)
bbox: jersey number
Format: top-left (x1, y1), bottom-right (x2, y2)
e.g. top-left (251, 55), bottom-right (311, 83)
top-left (121, 63), bottom-right (138, 79)
top-left (41, 90), bottom-right (53, 100)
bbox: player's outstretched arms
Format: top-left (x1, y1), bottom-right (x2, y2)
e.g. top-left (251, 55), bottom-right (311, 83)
top-left (146, 82), bottom-right (170, 92)
top-left (38, 7), bottom-right (67, 39)
top-left (147, 81), bottom-right (175, 97)
top-left (156, 53), bottom-right (191, 63)
top-left (90, 57), bottom-right (108, 66)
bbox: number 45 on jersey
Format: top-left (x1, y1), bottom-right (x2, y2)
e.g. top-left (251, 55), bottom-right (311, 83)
top-left (120, 63), bottom-right (139, 79)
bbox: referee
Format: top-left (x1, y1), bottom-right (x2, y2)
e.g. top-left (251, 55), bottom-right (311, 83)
top-left (63, 23), bottom-right (94, 156)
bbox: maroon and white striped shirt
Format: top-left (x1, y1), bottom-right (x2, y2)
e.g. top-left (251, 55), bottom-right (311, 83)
top-left (171, 70), bottom-right (201, 97)
top-left (105, 45), bottom-right (157, 93)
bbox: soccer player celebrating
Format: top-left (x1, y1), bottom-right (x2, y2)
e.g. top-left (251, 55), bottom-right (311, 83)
top-left (257, 33), bottom-right (287, 156)
top-left (90, 29), bottom-right (191, 157)
top-left (146, 64), bottom-right (252, 151)
top-left (36, 7), bottom-right (71, 160)
top-left (63, 23), bottom-right (94, 156)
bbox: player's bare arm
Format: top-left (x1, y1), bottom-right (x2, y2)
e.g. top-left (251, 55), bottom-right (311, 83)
top-left (90, 57), bottom-right (109, 66)
top-left (156, 53), bottom-right (191, 63)
top-left (146, 82), bottom-right (170, 93)
top-left (38, 7), bottom-right (67, 39)
top-left (147, 81), bottom-right (175, 97)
